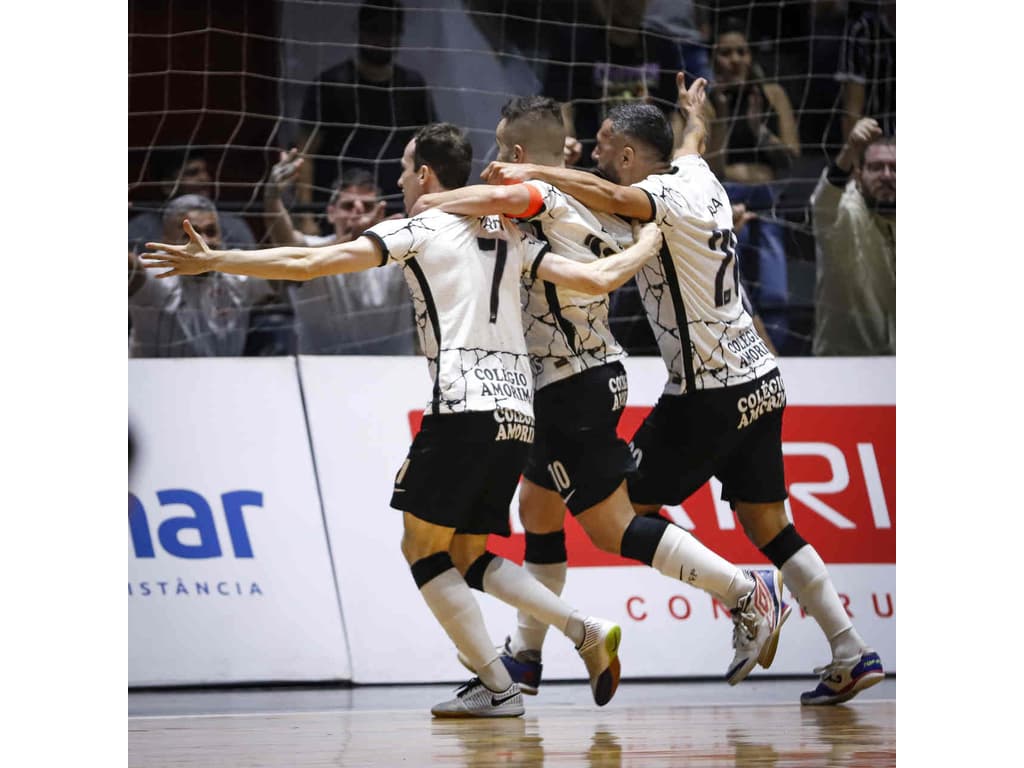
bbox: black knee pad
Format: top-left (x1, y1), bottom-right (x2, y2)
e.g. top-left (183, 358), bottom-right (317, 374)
top-left (759, 524), bottom-right (808, 569)
top-left (410, 551), bottom-right (455, 589)
top-left (620, 514), bottom-right (670, 566)
top-left (464, 551), bottom-right (498, 591)
top-left (524, 530), bottom-right (567, 564)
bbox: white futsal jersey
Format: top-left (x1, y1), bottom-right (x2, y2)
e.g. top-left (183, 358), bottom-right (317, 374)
top-left (632, 155), bottom-right (778, 395)
top-left (365, 208), bottom-right (549, 417)
top-left (517, 180), bottom-right (635, 390)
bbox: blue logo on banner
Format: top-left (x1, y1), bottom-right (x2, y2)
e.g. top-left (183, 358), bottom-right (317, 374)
top-left (128, 490), bottom-right (265, 599)
top-left (129, 490), bottom-right (261, 559)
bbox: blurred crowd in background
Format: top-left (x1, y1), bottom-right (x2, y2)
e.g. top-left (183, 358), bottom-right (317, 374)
top-left (128, 0), bottom-right (895, 359)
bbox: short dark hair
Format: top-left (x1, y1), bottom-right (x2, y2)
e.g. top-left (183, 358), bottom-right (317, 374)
top-left (413, 123), bottom-right (473, 190)
top-left (606, 102), bottom-right (674, 163)
top-left (500, 95), bottom-right (563, 128)
top-left (500, 95), bottom-right (565, 157)
top-left (329, 167), bottom-right (379, 204)
top-left (859, 134), bottom-right (896, 166)
top-left (359, 0), bottom-right (404, 35)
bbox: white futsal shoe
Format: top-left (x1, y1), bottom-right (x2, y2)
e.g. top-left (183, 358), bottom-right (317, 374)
top-left (430, 677), bottom-right (524, 718)
top-left (726, 568), bottom-right (791, 685)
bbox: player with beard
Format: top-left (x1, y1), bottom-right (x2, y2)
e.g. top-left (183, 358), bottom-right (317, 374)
top-left (412, 86), bottom-right (789, 693)
top-left (482, 82), bottom-right (885, 706)
top-left (143, 122), bottom-right (666, 718)
top-left (811, 117), bottom-right (895, 356)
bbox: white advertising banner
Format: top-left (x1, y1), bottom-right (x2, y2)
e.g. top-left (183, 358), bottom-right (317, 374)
top-left (128, 358), bottom-right (351, 686)
top-left (302, 355), bottom-right (896, 684)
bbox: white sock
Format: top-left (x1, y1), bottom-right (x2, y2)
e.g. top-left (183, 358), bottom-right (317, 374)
top-left (509, 561), bottom-right (567, 658)
top-left (780, 545), bottom-right (866, 660)
top-left (651, 525), bottom-right (754, 607)
top-left (482, 557), bottom-right (585, 647)
top-left (419, 567), bottom-right (512, 692)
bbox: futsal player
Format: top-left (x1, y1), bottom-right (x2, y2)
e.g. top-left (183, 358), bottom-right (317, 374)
top-left (480, 79), bottom-right (885, 706)
top-left (143, 123), bottom-right (663, 717)
top-left (412, 91), bottom-right (789, 690)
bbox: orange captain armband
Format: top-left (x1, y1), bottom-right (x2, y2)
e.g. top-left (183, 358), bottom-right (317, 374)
top-left (507, 181), bottom-right (544, 220)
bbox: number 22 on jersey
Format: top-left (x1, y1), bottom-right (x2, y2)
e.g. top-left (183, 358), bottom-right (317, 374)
top-left (709, 228), bottom-right (739, 308)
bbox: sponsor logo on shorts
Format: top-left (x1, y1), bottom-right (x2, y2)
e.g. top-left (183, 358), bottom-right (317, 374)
top-left (493, 408), bottom-right (535, 442)
top-left (736, 375), bottom-right (786, 429)
top-left (608, 372), bottom-right (628, 410)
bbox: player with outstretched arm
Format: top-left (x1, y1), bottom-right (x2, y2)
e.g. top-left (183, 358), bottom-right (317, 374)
top-left (143, 123), bottom-right (662, 718)
top-left (410, 81), bottom-right (789, 692)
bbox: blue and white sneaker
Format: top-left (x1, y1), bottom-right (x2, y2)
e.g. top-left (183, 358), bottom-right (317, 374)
top-left (800, 649), bottom-right (885, 706)
top-left (726, 568), bottom-right (792, 686)
top-left (457, 637), bottom-right (543, 695)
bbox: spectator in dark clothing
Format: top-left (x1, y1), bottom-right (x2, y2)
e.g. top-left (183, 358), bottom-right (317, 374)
top-left (296, 0), bottom-right (437, 220)
top-left (643, 0), bottom-right (711, 86)
top-left (128, 148), bottom-right (257, 252)
top-left (544, 0), bottom-right (682, 168)
top-left (836, 0), bottom-right (896, 141)
top-left (705, 20), bottom-right (800, 353)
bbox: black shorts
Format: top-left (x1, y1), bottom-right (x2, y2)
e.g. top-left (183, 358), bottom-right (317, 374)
top-left (390, 410), bottom-right (533, 535)
top-left (627, 369), bottom-right (788, 507)
top-left (523, 362), bottom-right (636, 514)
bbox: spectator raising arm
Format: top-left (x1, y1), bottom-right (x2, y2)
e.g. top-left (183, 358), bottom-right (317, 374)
top-left (812, 117), bottom-right (883, 231)
top-left (263, 148), bottom-right (308, 247)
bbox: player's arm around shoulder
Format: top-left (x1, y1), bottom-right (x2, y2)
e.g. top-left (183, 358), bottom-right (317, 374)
top-left (534, 222), bottom-right (661, 294)
top-left (410, 183), bottom-right (539, 219)
top-left (482, 163), bottom-right (652, 222)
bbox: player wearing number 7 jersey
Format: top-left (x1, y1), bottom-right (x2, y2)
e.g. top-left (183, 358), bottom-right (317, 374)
top-left (413, 92), bottom-right (790, 692)
top-left (143, 123), bottom-right (663, 718)
top-left (481, 78), bottom-right (885, 705)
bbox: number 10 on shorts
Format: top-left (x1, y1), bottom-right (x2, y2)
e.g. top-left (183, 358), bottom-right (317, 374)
top-left (547, 460), bottom-right (571, 493)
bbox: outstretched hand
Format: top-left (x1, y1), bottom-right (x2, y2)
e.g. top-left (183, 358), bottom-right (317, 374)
top-left (676, 72), bottom-right (710, 157)
top-left (677, 72), bottom-right (707, 115)
top-left (141, 220), bottom-right (217, 278)
top-left (480, 161), bottom-right (537, 185)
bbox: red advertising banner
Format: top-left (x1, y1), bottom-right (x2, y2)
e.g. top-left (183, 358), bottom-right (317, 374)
top-left (409, 404), bottom-right (895, 567)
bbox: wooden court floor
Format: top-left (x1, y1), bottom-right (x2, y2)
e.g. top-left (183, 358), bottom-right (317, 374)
top-left (128, 677), bottom-right (896, 767)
